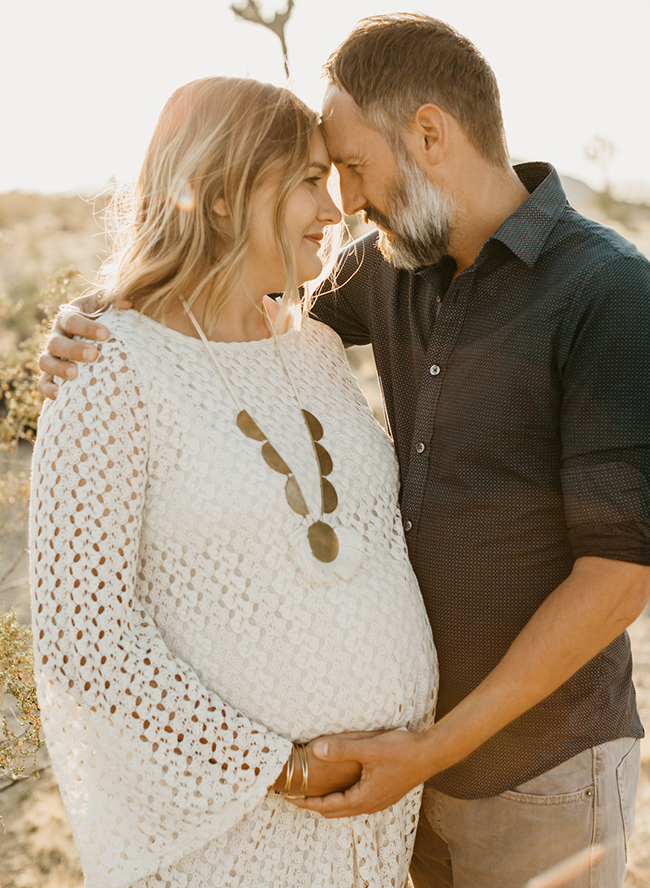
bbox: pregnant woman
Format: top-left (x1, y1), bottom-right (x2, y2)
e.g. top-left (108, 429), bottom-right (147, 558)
top-left (30, 76), bottom-right (437, 888)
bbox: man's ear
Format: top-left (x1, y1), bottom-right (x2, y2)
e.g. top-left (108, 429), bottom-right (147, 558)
top-left (404, 104), bottom-right (448, 168)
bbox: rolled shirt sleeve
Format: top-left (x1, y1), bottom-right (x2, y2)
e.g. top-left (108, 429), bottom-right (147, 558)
top-left (560, 254), bottom-right (650, 564)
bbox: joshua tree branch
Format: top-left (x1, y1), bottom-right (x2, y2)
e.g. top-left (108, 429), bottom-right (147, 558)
top-left (230, 0), bottom-right (294, 78)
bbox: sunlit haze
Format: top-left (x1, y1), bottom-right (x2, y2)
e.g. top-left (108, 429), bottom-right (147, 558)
top-left (2, 0), bottom-right (648, 197)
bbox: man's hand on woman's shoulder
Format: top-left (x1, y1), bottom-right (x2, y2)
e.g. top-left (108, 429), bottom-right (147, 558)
top-left (38, 295), bottom-right (130, 400)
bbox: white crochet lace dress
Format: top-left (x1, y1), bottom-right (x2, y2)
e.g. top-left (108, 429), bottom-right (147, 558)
top-left (30, 309), bottom-right (438, 888)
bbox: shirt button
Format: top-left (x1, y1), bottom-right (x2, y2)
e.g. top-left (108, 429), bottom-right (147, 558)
top-left (429, 364), bottom-right (441, 376)
top-left (404, 520), bottom-right (413, 532)
top-left (416, 442), bottom-right (425, 453)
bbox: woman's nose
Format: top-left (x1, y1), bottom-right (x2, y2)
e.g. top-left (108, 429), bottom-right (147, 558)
top-left (319, 192), bottom-right (343, 226)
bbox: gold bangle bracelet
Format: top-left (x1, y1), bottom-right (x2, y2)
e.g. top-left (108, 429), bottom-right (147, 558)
top-left (286, 742), bottom-right (309, 799)
top-left (282, 744), bottom-right (296, 796)
top-left (298, 742), bottom-right (309, 798)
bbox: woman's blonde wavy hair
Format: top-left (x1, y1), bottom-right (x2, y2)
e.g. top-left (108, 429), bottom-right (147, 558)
top-left (98, 76), bottom-right (325, 331)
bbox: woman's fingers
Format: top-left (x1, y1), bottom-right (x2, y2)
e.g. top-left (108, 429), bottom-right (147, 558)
top-left (303, 745), bottom-right (361, 797)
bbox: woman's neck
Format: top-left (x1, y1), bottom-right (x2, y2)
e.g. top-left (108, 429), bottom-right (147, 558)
top-left (163, 289), bottom-right (281, 343)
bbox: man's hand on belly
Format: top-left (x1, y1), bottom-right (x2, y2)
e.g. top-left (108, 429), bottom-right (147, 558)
top-left (273, 731), bottom-right (383, 798)
top-left (288, 728), bottom-right (431, 817)
top-left (291, 557), bottom-right (650, 818)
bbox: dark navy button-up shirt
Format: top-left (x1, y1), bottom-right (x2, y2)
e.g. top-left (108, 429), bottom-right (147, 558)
top-left (312, 162), bottom-right (649, 798)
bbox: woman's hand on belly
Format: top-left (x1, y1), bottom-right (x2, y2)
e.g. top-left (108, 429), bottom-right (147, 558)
top-left (272, 731), bottom-right (383, 797)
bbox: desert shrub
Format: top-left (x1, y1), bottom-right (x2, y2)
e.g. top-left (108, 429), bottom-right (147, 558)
top-left (0, 268), bottom-right (82, 445)
top-left (0, 609), bottom-right (42, 779)
top-left (0, 268), bottom-right (83, 779)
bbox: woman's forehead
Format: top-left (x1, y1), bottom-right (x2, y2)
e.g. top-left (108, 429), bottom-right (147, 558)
top-left (310, 129), bottom-right (331, 168)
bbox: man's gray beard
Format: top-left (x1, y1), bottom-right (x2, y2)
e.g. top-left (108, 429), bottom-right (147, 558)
top-left (366, 156), bottom-right (454, 271)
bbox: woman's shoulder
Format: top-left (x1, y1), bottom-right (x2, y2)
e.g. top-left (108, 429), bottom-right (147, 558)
top-left (39, 311), bottom-right (151, 434)
top-left (94, 308), bottom-right (187, 377)
top-left (56, 308), bottom-right (157, 408)
top-left (98, 307), bottom-right (155, 348)
top-left (302, 314), bottom-right (346, 354)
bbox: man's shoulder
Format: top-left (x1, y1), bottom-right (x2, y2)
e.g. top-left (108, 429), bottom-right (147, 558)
top-left (551, 204), bottom-right (649, 276)
top-left (544, 209), bottom-right (650, 347)
top-left (339, 227), bottom-right (380, 255)
top-left (336, 228), bottom-right (383, 275)
top-left (333, 227), bottom-right (414, 302)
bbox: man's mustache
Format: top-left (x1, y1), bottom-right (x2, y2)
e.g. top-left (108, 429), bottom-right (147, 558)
top-left (363, 206), bottom-right (394, 232)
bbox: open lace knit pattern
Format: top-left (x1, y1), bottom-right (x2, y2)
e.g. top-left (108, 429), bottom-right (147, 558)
top-left (30, 309), bottom-right (438, 888)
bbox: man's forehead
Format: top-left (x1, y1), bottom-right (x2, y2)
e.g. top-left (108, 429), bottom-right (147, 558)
top-left (321, 86), bottom-right (372, 159)
top-left (321, 124), bottom-right (364, 163)
top-left (322, 86), bottom-right (362, 124)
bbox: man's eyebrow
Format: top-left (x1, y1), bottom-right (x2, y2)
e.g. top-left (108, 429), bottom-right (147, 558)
top-left (330, 156), bottom-right (364, 167)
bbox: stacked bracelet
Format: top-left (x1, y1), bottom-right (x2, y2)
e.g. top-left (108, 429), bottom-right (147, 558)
top-left (282, 744), bottom-right (296, 796)
top-left (282, 742), bottom-right (309, 799)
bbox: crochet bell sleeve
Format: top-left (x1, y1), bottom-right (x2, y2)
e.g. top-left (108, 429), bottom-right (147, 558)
top-left (29, 336), bottom-right (292, 888)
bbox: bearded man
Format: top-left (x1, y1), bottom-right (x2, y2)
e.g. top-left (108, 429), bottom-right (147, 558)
top-left (39, 14), bottom-right (650, 888)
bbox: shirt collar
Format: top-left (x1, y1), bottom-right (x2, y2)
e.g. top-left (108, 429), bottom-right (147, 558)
top-left (488, 162), bottom-right (568, 267)
top-left (413, 162), bottom-right (569, 283)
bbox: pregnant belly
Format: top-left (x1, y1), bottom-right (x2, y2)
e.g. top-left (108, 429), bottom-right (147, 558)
top-left (150, 569), bottom-right (438, 742)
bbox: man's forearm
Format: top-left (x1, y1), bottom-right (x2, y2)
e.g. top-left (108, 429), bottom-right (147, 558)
top-left (419, 555), bottom-right (650, 778)
top-left (291, 555), bottom-right (649, 817)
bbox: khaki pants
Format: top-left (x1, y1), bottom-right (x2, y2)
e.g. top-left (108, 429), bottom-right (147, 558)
top-left (410, 737), bottom-right (640, 888)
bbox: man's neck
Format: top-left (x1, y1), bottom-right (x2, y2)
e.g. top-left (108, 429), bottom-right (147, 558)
top-left (449, 163), bottom-right (530, 276)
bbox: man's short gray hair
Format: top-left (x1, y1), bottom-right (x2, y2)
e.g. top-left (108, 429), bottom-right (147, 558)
top-left (324, 13), bottom-right (510, 169)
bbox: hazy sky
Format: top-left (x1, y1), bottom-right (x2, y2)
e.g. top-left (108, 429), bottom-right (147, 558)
top-left (2, 0), bottom-right (648, 196)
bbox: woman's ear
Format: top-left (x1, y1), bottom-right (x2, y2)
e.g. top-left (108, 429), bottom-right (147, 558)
top-left (213, 197), bottom-right (229, 218)
top-left (212, 197), bottom-right (235, 240)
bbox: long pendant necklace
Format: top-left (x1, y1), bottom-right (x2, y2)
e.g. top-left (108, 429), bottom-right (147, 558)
top-left (181, 300), bottom-right (340, 564)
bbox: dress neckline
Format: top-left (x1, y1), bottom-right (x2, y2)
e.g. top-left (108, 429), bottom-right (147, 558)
top-left (121, 308), bottom-right (305, 349)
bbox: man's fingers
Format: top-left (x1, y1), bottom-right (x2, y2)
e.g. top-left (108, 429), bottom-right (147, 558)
top-left (58, 310), bottom-right (110, 342)
top-left (41, 333), bottom-right (99, 370)
top-left (37, 373), bottom-right (59, 401)
top-left (311, 731), bottom-right (388, 761)
top-left (290, 790), bottom-right (350, 815)
top-left (38, 351), bottom-right (77, 380)
top-left (290, 783), bottom-right (370, 818)
top-left (312, 738), bottom-right (355, 761)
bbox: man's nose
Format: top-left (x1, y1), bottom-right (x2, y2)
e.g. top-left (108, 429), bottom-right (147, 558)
top-left (338, 172), bottom-right (367, 217)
